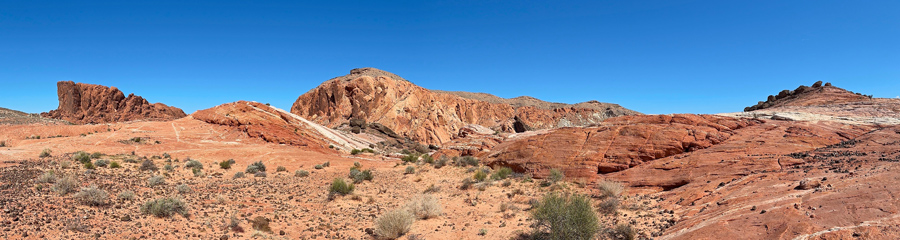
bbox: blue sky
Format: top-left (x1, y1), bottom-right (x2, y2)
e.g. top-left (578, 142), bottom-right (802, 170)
top-left (1, 1), bottom-right (898, 114)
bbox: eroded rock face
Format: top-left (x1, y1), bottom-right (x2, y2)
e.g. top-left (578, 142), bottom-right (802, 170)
top-left (744, 82), bottom-right (871, 111)
top-left (483, 114), bottom-right (759, 179)
top-left (41, 81), bottom-right (186, 124)
top-left (193, 101), bottom-right (372, 152)
top-left (290, 68), bottom-right (639, 145)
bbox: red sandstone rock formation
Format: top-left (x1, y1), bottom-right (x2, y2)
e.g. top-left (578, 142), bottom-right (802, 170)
top-left (290, 68), bottom-right (639, 145)
top-left (41, 81), bottom-right (186, 124)
top-left (745, 81), bottom-right (872, 111)
top-left (483, 114), bottom-right (759, 179)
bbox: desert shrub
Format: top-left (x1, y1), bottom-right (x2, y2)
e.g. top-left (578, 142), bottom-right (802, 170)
top-left (276, 166), bottom-right (287, 172)
top-left (148, 175), bottom-right (165, 187)
top-left (329, 178), bottom-right (354, 196)
top-left (233, 171), bottom-right (245, 179)
top-left (163, 164), bottom-right (174, 171)
top-left (491, 167), bottom-right (513, 180)
top-left (598, 181), bottom-right (624, 199)
top-left (141, 197), bottom-right (188, 218)
top-left (59, 160), bottom-right (72, 169)
top-left (176, 184), bottom-right (191, 193)
top-left (405, 194), bottom-right (442, 219)
top-left (250, 216), bottom-right (272, 233)
top-left (140, 160), bottom-right (158, 172)
top-left (353, 161), bottom-right (362, 169)
top-left (52, 176), bottom-right (78, 195)
top-left (0, 141), bottom-right (5, 147)
top-left (375, 209), bottom-right (414, 239)
top-left (351, 149), bottom-right (362, 155)
top-left (606, 224), bottom-right (636, 240)
top-left (40, 148), bottom-right (52, 158)
top-left (82, 161), bottom-right (95, 169)
top-left (548, 168), bottom-right (564, 183)
top-left (401, 154), bottom-right (419, 163)
top-left (460, 178), bottom-right (475, 190)
top-left (433, 156), bottom-right (448, 168)
top-left (460, 156), bottom-right (480, 167)
top-left (109, 161), bottom-right (121, 168)
top-left (192, 167), bottom-right (204, 177)
top-left (72, 151), bottom-right (91, 163)
top-left (219, 160), bottom-right (232, 169)
top-left (74, 186), bottom-right (108, 206)
top-left (531, 193), bottom-right (599, 240)
top-left (90, 152), bottom-right (102, 159)
top-left (36, 171), bottom-right (57, 183)
top-left (295, 170), bottom-right (309, 177)
top-left (473, 169), bottom-right (488, 182)
top-left (421, 154), bottom-right (434, 164)
top-left (254, 172), bottom-right (267, 178)
top-left (404, 166), bottom-right (415, 174)
top-left (117, 190), bottom-right (135, 201)
top-left (246, 161), bottom-right (266, 173)
top-left (314, 164), bottom-right (324, 169)
top-left (184, 159), bottom-right (203, 169)
top-left (424, 184), bottom-right (440, 193)
top-left (322, 161), bottom-right (330, 167)
top-left (350, 169), bottom-right (374, 183)
top-left (598, 197), bottom-right (620, 215)
top-left (94, 159), bottom-right (109, 168)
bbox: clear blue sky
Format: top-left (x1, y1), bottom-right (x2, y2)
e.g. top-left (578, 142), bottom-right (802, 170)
top-left (2, 1), bottom-right (898, 114)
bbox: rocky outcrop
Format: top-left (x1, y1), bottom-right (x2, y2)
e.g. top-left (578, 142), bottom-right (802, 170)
top-left (290, 68), bottom-right (639, 145)
top-left (744, 81), bottom-right (871, 111)
top-left (483, 114), bottom-right (759, 179)
top-left (41, 81), bottom-right (186, 124)
top-left (193, 101), bottom-right (372, 152)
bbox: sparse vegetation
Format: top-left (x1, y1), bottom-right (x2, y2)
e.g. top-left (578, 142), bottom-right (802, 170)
top-left (94, 159), bottom-right (109, 167)
top-left (254, 172), bottom-right (267, 178)
top-left (109, 161), bottom-right (121, 168)
top-left (0, 141), bottom-right (5, 147)
top-left (401, 153), bottom-right (419, 163)
top-left (404, 166), bottom-right (416, 174)
top-left (82, 161), bottom-right (95, 169)
top-left (176, 184), bottom-right (191, 193)
top-left (117, 190), bottom-right (135, 201)
top-left (148, 175), bottom-right (165, 187)
top-left (164, 164), bottom-right (174, 171)
top-left (455, 156), bottom-right (479, 167)
top-left (405, 194), bottom-right (442, 219)
top-left (322, 161), bottom-right (330, 167)
top-left (295, 170), bottom-right (309, 177)
top-left (52, 175), bottom-right (78, 195)
top-left (314, 164), bottom-right (324, 169)
top-left (141, 197), bottom-right (188, 218)
top-left (598, 181), bottom-right (624, 199)
top-left (220, 159), bottom-right (235, 169)
top-left (74, 186), bottom-right (109, 206)
top-left (40, 148), bottom-right (52, 158)
top-left (329, 178), bottom-right (354, 196)
top-left (351, 148), bottom-right (376, 155)
top-left (491, 167), bottom-right (513, 180)
top-left (140, 159), bottom-right (158, 172)
top-left (184, 159), bottom-right (203, 169)
top-left (233, 171), bottom-right (245, 179)
top-left (250, 216), bottom-right (272, 233)
top-left (246, 161), bottom-right (266, 173)
top-left (433, 156), bottom-right (449, 168)
top-left (548, 168), bottom-right (564, 183)
top-left (72, 151), bottom-right (91, 164)
top-left (531, 192), bottom-right (599, 240)
top-left (349, 168), bottom-right (374, 183)
top-left (91, 152), bottom-right (102, 159)
top-left (276, 166), bottom-right (287, 172)
top-left (473, 169), bottom-right (488, 182)
top-left (36, 171), bottom-right (56, 183)
top-left (606, 224), bottom-right (636, 240)
top-left (375, 209), bottom-right (415, 239)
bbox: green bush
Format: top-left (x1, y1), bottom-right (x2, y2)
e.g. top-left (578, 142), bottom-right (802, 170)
top-left (232, 171), bottom-right (245, 179)
top-left (184, 159), bottom-right (203, 169)
top-left (491, 167), bottom-right (513, 180)
top-left (148, 175), bottom-right (165, 187)
top-left (276, 166), bottom-right (287, 172)
top-left (351, 149), bottom-right (362, 155)
top-left (456, 156), bottom-right (479, 167)
top-left (117, 190), bottom-right (135, 201)
top-left (141, 197), bottom-right (188, 218)
top-left (422, 154), bottom-right (434, 164)
top-left (314, 164), bottom-right (324, 169)
top-left (404, 166), bottom-right (415, 174)
top-left (246, 161), bottom-right (266, 173)
top-left (164, 164), bottom-right (174, 171)
top-left (90, 152), bottom-right (102, 159)
top-left (401, 153), bottom-right (419, 163)
top-left (349, 168), bottom-right (374, 183)
top-left (39, 148), bottom-right (52, 158)
top-left (531, 193), bottom-right (599, 240)
top-left (295, 170), bottom-right (309, 177)
top-left (72, 151), bottom-right (91, 164)
top-left (322, 161), bottom-right (330, 167)
top-left (473, 169), bottom-right (488, 182)
top-left (548, 168), bottom-right (564, 183)
top-left (219, 160), bottom-right (232, 169)
top-left (94, 159), bottom-right (109, 168)
top-left (140, 160), bottom-right (158, 172)
top-left (109, 161), bottom-right (121, 168)
top-left (83, 161), bottom-right (95, 169)
top-left (74, 186), bottom-right (108, 206)
top-left (433, 156), bottom-right (449, 169)
top-left (329, 178), bottom-right (354, 195)
top-left (374, 209), bottom-right (414, 239)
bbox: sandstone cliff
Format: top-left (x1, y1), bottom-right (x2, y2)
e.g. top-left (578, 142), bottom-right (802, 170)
top-left (290, 68), bottom-right (639, 145)
top-left (744, 81), bottom-right (871, 111)
top-left (41, 81), bottom-right (186, 124)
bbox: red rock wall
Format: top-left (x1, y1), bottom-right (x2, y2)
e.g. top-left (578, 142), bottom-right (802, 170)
top-left (42, 81), bottom-right (186, 124)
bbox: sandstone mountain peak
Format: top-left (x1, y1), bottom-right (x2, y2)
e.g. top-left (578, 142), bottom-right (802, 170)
top-left (291, 68), bottom-right (640, 145)
top-left (41, 81), bottom-right (186, 124)
top-left (744, 81), bottom-right (872, 111)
